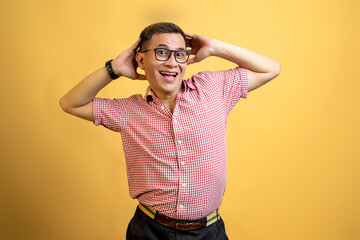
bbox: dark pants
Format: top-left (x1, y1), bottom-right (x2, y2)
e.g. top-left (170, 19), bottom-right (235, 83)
top-left (126, 207), bottom-right (229, 240)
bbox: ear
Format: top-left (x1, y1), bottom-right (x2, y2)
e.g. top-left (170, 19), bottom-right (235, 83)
top-left (135, 52), bottom-right (145, 70)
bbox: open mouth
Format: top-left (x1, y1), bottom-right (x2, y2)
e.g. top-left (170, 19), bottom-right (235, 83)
top-left (159, 71), bottom-right (178, 77)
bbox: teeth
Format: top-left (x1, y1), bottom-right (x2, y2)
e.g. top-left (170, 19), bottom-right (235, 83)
top-left (160, 71), bottom-right (177, 76)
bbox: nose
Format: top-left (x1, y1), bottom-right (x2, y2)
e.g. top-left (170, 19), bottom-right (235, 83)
top-left (164, 52), bottom-right (178, 67)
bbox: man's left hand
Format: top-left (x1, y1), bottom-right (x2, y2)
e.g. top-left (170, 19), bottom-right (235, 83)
top-left (186, 33), bottom-right (215, 65)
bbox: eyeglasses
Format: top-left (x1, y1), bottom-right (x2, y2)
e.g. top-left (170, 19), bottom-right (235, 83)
top-left (141, 48), bottom-right (191, 64)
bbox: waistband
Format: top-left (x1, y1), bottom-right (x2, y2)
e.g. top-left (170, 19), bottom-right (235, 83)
top-left (138, 203), bottom-right (220, 230)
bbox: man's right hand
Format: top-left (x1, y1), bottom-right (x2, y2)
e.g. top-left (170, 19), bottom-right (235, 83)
top-left (60, 39), bottom-right (147, 122)
top-left (112, 38), bottom-right (147, 80)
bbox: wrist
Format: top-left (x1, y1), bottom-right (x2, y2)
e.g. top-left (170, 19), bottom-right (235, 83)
top-left (105, 59), bottom-right (120, 80)
top-left (111, 61), bottom-right (121, 77)
top-left (209, 39), bottom-right (226, 57)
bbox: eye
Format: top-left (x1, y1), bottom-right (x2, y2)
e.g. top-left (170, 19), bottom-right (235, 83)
top-left (157, 49), bottom-right (169, 56)
top-left (176, 51), bottom-right (186, 58)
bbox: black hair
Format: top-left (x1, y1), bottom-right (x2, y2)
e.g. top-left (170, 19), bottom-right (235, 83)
top-left (138, 22), bottom-right (187, 52)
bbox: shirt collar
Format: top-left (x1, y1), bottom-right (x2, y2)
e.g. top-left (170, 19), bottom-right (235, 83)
top-left (144, 79), bottom-right (196, 103)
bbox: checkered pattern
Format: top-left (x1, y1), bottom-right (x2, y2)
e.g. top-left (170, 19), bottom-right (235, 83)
top-left (93, 67), bottom-right (248, 220)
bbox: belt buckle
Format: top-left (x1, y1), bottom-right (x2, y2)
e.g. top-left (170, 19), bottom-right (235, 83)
top-left (175, 221), bottom-right (202, 231)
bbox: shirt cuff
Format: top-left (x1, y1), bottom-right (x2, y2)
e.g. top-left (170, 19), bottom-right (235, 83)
top-left (92, 98), bottom-right (102, 126)
top-left (238, 67), bottom-right (248, 99)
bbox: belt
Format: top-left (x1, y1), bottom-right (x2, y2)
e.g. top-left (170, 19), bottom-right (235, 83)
top-left (138, 203), bottom-right (220, 231)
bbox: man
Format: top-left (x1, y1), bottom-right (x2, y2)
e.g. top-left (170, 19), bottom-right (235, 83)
top-left (60, 22), bottom-right (280, 240)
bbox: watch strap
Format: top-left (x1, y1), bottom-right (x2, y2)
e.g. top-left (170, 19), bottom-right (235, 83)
top-left (105, 59), bottom-right (119, 80)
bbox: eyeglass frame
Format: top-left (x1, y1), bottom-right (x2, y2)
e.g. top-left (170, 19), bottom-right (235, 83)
top-left (140, 48), bottom-right (191, 64)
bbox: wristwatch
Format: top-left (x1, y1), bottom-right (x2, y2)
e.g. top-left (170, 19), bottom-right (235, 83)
top-left (105, 59), bottom-right (119, 79)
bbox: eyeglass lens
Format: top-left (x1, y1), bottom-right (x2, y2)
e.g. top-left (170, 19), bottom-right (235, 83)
top-left (155, 48), bottom-right (189, 63)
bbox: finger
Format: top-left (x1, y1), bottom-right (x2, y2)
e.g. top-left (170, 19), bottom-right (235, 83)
top-left (187, 57), bottom-right (197, 65)
top-left (130, 38), bottom-right (142, 50)
top-left (186, 40), bottom-right (192, 48)
top-left (186, 36), bottom-right (193, 44)
top-left (136, 73), bottom-right (147, 80)
top-left (186, 38), bottom-right (194, 48)
top-left (185, 32), bottom-right (194, 38)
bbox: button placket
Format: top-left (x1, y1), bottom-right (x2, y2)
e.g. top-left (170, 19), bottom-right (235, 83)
top-left (177, 161), bottom-right (190, 215)
top-left (171, 95), bottom-right (188, 215)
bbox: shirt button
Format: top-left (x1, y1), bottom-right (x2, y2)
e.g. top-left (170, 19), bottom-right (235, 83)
top-left (178, 140), bottom-right (182, 144)
top-left (161, 106), bottom-right (165, 110)
top-left (174, 119), bottom-right (178, 123)
top-left (181, 161), bottom-right (185, 165)
top-left (179, 205), bottom-right (184, 209)
top-left (182, 183), bottom-right (187, 187)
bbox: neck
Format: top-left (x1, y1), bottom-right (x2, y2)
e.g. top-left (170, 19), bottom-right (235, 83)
top-left (162, 93), bottom-right (178, 113)
top-left (153, 90), bottom-right (180, 113)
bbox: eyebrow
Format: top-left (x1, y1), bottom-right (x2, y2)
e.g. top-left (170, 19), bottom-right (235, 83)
top-left (156, 44), bottom-right (185, 50)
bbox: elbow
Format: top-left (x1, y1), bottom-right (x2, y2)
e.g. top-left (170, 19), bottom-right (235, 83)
top-left (273, 62), bottom-right (281, 77)
top-left (59, 97), bottom-right (65, 111)
top-left (268, 62), bottom-right (281, 82)
top-left (59, 97), bottom-right (70, 113)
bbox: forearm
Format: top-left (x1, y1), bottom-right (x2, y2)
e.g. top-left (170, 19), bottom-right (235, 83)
top-left (210, 39), bottom-right (280, 73)
top-left (60, 66), bottom-right (113, 111)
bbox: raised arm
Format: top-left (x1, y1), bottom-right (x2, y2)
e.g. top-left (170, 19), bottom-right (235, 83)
top-left (59, 39), bottom-right (146, 122)
top-left (186, 33), bottom-right (281, 92)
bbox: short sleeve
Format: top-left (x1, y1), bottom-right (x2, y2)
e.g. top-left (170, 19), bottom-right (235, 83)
top-left (218, 67), bottom-right (248, 113)
top-left (191, 67), bottom-right (248, 115)
top-left (185, 67), bottom-right (248, 115)
top-left (92, 98), bottom-right (125, 132)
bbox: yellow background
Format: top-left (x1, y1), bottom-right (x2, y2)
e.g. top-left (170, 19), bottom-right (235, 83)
top-left (1, 0), bottom-right (359, 239)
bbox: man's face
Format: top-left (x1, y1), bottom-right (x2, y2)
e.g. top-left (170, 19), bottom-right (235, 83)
top-left (136, 33), bottom-right (187, 100)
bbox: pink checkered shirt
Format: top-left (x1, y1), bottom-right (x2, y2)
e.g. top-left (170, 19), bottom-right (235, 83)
top-left (93, 67), bottom-right (248, 220)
